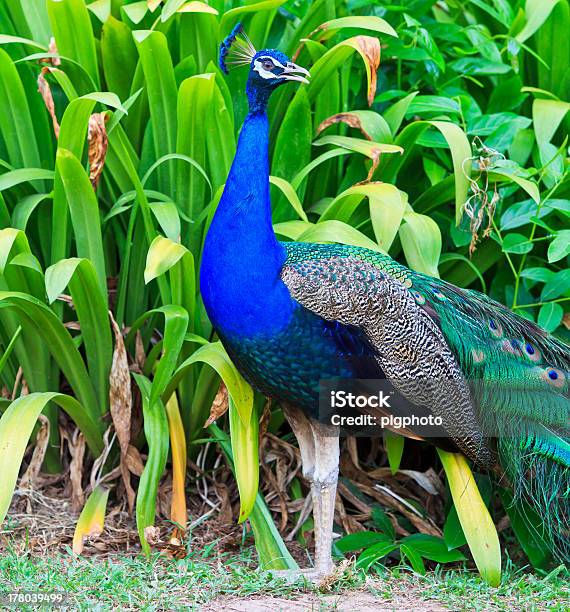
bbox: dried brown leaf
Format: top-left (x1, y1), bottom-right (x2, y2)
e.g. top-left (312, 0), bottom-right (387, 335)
top-left (37, 68), bottom-right (60, 138)
top-left (125, 444), bottom-right (145, 476)
top-left (88, 113), bottom-right (109, 189)
top-left (19, 415), bottom-right (50, 490)
top-left (109, 313), bottom-right (132, 455)
top-left (354, 35), bottom-right (380, 106)
top-left (135, 331), bottom-right (146, 371)
top-left (109, 312), bottom-right (135, 511)
top-left (316, 113), bottom-right (373, 140)
top-left (47, 37), bottom-right (61, 66)
top-left (68, 430), bottom-right (86, 512)
top-left (144, 525), bottom-right (161, 546)
top-left (563, 312), bottom-right (570, 330)
top-left (204, 382), bottom-right (228, 427)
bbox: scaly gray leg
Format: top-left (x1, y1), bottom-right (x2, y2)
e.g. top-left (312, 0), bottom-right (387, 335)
top-left (272, 404), bottom-right (339, 581)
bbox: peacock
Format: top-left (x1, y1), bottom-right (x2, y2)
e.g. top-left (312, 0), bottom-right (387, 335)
top-left (200, 24), bottom-right (570, 579)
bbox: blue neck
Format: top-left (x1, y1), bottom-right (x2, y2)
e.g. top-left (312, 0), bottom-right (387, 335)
top-left (200, 109), bottom-right (293, 337)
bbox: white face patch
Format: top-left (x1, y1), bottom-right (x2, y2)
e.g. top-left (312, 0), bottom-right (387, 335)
top-left (253, 56), bottom-right (286, 80)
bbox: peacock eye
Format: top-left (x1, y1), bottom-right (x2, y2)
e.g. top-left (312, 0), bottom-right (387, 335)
top-left (262, 60), bottom-right (274, 70)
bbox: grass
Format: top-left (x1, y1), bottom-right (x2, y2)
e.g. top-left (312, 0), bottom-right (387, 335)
top-left (0, 546), bottom-right (567, 611)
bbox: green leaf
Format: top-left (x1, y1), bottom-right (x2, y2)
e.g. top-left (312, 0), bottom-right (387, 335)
top-left (400, 543), bottom-right (426, 575)
top-left (165, 340), bottom-right (253, 426)
top-left (515, 0), bottom-right (563, 43)
top-left (275, 219), bottom-right (385, 253)
top-left (133, 374), bottom-right (170, 556)
top-left (319, 16), bottom-right (397, 38)
top-left (399, 212), bottom-right (441, 277)
top-left (537, 302), bottom-right (563, 332)
top-left (272, 87), bottom-right (312, 221)
top-left (176, 73), bottom-right (215, 227)
top-left (336, 531), bottom-right (392, 553)
top-left (269, 177), bottom-right (308, 222)
top-left (400, 534), bottom-right (466, 563)
top-left (45, 258), bottom-right (112, 411)
top-left (47, 0), bottom-right (100, 88)
top-left (210, 423), bottom-right (297, 570)
top-left (540, 269), bottom-right (570, 301)
top-left (229, 396), bottom-right (258, 522)
top-left (547, 230), bottom-right (570, 263)
top-left (502, 233), bottom-right (534, 255)
top-left (0, 392), bottom-right (104, 530)
top-left (101, 16), bottom-right (138, 102)
top-left (56, 149), bottom-right (107, 299)
top-left (383, 92), bottom-right (418, 136)
top-left (384, 431), bottom-right (404, 475)
top-left (320, 183), bottom-right (405, 252)
top-left (0, 292), bottom-right (103, 427)
top-left (134, 29), bottom-right (178, 196)
top-left (0, 168), bottom-right (54, 191)
top-left (144, 235), bottom-right (187, 284)
top-left (0, 48), bottom-right (42, 171)
top-left (532, 99), bottom-right (570, 149)
top-left (313, 135), bottom-right (402, 159)
top-left (356, 540), bottom-right (398, 570)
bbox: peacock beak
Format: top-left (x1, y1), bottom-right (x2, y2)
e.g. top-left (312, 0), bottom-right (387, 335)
top-left (282, 62), bottom-right (310, 84)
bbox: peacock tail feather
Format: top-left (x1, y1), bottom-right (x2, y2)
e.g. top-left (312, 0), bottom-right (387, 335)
top-left (282, 241), bottom-right (570, 562)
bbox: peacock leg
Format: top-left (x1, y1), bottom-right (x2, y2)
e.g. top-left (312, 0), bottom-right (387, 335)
top-left (279, 404), bottom-right (340, 579)
top-left (309, 417), bottom-right (340, 574)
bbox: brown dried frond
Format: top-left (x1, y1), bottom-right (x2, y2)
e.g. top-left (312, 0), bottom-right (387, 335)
top-left (37, 67), bottom-right (60, 138)
top-left (88, 112), bottom-right (109, 189)
top-left (204, 382), bottom-right (229, 427)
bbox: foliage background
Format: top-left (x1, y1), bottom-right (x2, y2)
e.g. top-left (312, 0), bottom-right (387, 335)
top-left (0, 0), bottom-right (568, 575)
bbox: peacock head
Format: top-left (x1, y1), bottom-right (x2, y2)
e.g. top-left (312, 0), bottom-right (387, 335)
top-left (219, 23), bottom-right (309, 112)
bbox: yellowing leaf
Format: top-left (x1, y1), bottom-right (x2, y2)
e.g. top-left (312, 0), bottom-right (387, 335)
top-left (229, 397), bottom-right (258, 523)
top-left (438, 450), bottom-right (501, 586)
top-left (72, 485), bottom-right (110, 555)
top-left (344, 36), bottom-right (380, 106)
top-left (164, 393), bottom-right (187, 533)
top-left (178, 1), bottom-right (218, 14)
top-left (145, 235), bottom-right (188, 284)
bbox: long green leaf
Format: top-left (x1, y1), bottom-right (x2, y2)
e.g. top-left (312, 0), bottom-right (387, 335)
top-left (45, 258), bottom-right (112, 412)
top-left (0, 391), bottom-right (104, 529)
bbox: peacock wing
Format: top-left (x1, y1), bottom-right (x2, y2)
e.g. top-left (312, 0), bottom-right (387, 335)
top-left (280, 242), bottom-right (493, 466)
